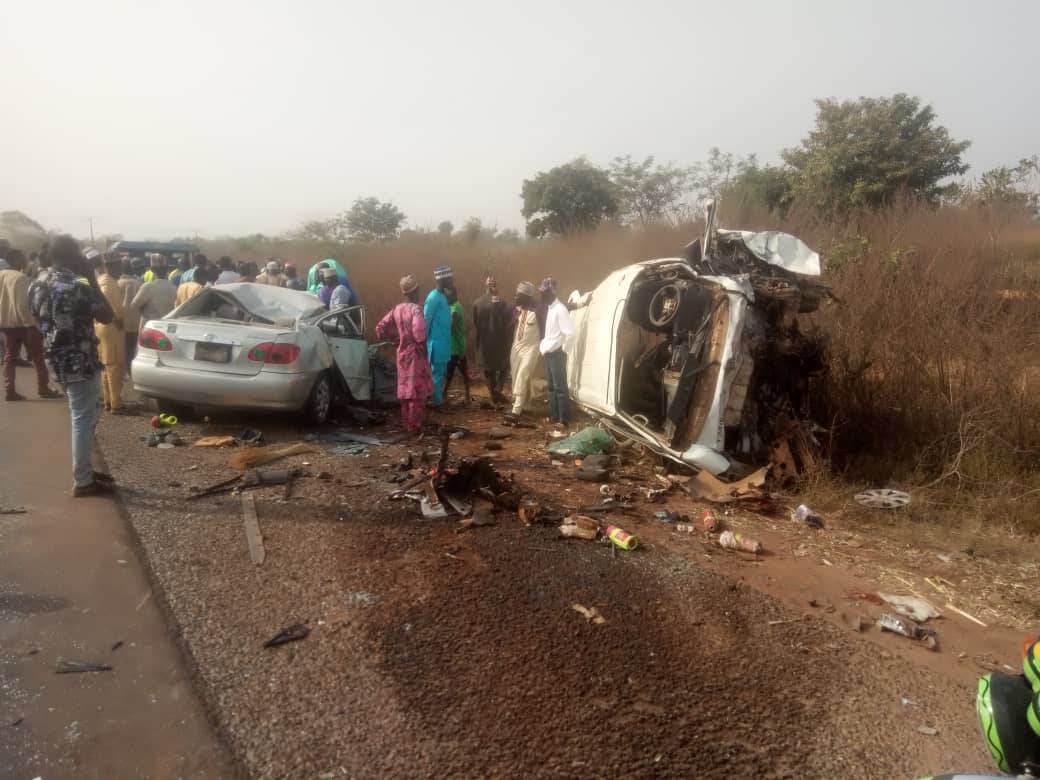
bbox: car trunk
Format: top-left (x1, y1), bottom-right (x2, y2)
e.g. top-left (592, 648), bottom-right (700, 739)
top-left (151, 320), bottom-right (293, 376)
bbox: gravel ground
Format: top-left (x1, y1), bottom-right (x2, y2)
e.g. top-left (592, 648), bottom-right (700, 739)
top-left (97, 408), bottom-right (995, 779)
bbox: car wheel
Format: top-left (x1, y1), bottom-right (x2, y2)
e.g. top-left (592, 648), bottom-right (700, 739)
top-left (304, 373), bottom-right (333, 425)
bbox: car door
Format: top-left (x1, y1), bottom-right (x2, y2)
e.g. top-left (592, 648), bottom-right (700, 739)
top-left (315, 306), bottom-right (371, 401)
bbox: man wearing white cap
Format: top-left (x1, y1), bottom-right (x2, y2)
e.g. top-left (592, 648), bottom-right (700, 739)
top-left (508, 281), bottom-right (540, 419)
top-left (257, 259), bottom-right (285, 287)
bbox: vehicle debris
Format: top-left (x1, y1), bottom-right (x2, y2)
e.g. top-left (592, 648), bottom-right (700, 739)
top-left (0, 506), bottom-right (27, 515)
top-left (238, 428), bottom-right (264, 445)
top-left (878, 593), bottom-right (941, 623)
top-left (606, 524), bottom-right (638, 550)
top-left (572, 603), bottom-right (606, 624)
top-left (878, 612), bottom-right (938, 650)
top-left (56, 659), bottom-right (113, 674)
top-left (718, 530), bottom-right (762, 554)
top-left (329, 443), bottom-right (369, 456)
top-left (263, 623), bottom-right (310, 648)
top-left (684, 466), bottom-right (770, 504)
top-left (854, 489), bottom-right (911, 509)
top-left (457, 507), bottom-right (497, 532)
top-left (487, 426), bottom-right (512, 440)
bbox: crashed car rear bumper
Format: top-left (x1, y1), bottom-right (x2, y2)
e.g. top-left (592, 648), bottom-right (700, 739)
top-left (132, 357), bottom-right (317, 410)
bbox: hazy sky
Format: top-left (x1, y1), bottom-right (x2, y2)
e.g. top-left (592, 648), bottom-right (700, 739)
top-left (4, 0), bottom-right (1038, 240)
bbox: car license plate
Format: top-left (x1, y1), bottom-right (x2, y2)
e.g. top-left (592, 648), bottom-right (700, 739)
top-left (194, 342), bottom-right (231, 363)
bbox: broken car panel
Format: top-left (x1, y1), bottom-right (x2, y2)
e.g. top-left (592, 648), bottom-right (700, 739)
top-left (567, 210), bottom-right (829, 477)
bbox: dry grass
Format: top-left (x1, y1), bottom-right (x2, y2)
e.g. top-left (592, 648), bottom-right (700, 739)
top-left (199, 202), bottom-right (1040, 532)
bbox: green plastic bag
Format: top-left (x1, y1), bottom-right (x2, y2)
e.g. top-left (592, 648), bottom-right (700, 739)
top-left (547, 426), bottom-right (615, 457)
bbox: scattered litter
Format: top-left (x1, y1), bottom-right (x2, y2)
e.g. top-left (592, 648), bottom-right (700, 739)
top-left (654, 510), bottom-right (680, 523)
top-left (572, 603), bottom-right (606, 624)
top-left (420, 496), bottom-right (448, 519)
top-left (0, 506), bottom-right (27, 515)
top-left (263, 623), bottom-right (310, 648)
top-left (230, 443), bottom-right (313, 470)
top-left (878, 612), bottom-right (938, 650)
top-left (241, 493), bottom-right (265, 565)
top-left (560, 515), bottom-right (599, 540)
top-left (916, 725), bottom-right (938, 737)
top-left (345, 591), bottom-right (381, 607)
top-left (675, 522), bottom-right (698, 534)
top-left (308, 430), bottom-right (384, 446)
top-left (487, 426), bottom-right (512, 440)
top-left (194, 436), bottom-right (237, 448)
top-left (901, 697), bottom-right (919, 707)
top-left (847, 591), bottom-right (884, 606)
top-left (188, 474), bottom-right (243, 499)
top-left (329, 443), bottom-right (368, 456)
top-left (484, 441), bottom-right (503, 451)
top-left (685, 466), bottom-right (770, 504)
top-left (110, 641), bottom-right (124, 652)
top-left (718, 530), bottom-right (762, 554)
top-left (854, 488), bottom-right (911, 509)
top-left (936, 553), bottom-right (953, 563)
top-left (878, 593), bottom-right (940, 622)
top-left (791, 504), bottom-right (824, 529)
top-left (842, 613), bottom-right (869, 632)
top-left (10, 717), bottom-right (23, 727)
top-left (449, 428), bottom-right (469, 440)
top-left (547, 426), bottom-right (614, 457)
top-left (151, 413), bottom-right (178, 428)
top-left (606, 524), bottom-right (637, 550)
top-left (56, 659), bottom-right (113, 674)
top-left (457, 507), bottom-right (497, 532)
top-left (701, 509), bottom-right (720, 533)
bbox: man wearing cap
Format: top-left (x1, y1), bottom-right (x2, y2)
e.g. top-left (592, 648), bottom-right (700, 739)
top-left (508, 281), bottom-right (540, 419)
top-left (375, 275), bottom-right (433, 434)
top-left (95, 255), bottom-right (129, 414)
top-left (423, 265), bottom-right (453, 407)
top-left (131, 254), bottom-right (177, 325)
top-left (317, 266), bottom-right (353, 309)
top-left (30, 236), bottom-right (117, 496)
top-left (472, 274), bottom-right (512, 405)
top-left (539, 277), bottom-right (574, 429)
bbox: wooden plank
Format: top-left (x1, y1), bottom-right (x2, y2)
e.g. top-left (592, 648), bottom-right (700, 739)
top-left (241, 493), bottom-right (265, 564)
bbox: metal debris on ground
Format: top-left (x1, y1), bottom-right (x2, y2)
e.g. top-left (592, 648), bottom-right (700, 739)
top-left (854, 488), bottom-right (911, 509)
top-left (718, 530), bottom-right (762, 554)
top-left (0, 506), bottom-right (27, 515)
top-left (56, 659), bottom-right (113, 674)
top-left (457, 507), bottom-right (497, 532)
top-left (684, 466), bottom-right (771, 505)
top-left (329, 443), bottom-right (369, 456)
top-left (878, 612), bottom-right (938, 650)
top-left (263, 623), bottom-right (310, 648)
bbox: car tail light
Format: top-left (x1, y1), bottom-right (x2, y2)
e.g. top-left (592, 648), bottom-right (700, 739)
top-left (247, 342), bottom-right (301, 365)
top-left (139, 327), bottom-right (173, 351)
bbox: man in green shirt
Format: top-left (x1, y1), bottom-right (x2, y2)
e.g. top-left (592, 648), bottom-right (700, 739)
top-left (444, 287), bottom-right (470, 405)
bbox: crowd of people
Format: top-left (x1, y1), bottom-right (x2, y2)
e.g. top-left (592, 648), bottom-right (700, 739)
top-left (1, 235), bottom-right (584, 497)
top-left (375, 265), bottom-right (582, 437)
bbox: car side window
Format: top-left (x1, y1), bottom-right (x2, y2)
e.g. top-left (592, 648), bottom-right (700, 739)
top-left (320, 310), bottom-right (363, 339)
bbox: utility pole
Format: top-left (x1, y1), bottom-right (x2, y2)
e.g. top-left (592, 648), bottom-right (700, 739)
top-left (89, 217), bottom-right (95, 246)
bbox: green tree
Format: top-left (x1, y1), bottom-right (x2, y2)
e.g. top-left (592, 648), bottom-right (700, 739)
top-left (608, 155), bottom-right (694, 225)
top-left (690, 148), bottom-right (736, 202)
top-left (722, 155), bottom-right (795, 215)
top-left (459, 217), bottom-right (495, 242)
top-left (343, 197), bottom-right (406, 242)
top-left (782, 93), bottom-right (970, 214)
top-left (496, 228), bottom-right (521, 243)
top-left (521, 158), bottom-right (620, 238)
top-left (291, 218), bottom-right (347, 243)
top-left (437, 220), bottom-right (454, 235)
top-left (966, 156), bottom-right (1039, 212)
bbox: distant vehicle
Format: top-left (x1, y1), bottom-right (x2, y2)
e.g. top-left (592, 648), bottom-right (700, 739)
top-left (107, 240), bottom-right (201, 264)
top-left (132, 283), bottom-right (371, 423)
top-left (567, 201), bottom-right (830, 477)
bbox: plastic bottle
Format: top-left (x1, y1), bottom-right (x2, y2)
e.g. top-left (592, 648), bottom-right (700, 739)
top-left (702, 509), bottom-right (720, 533)
top-left (654, 510), bottom-right (679, 523)
top-left (718, 530), bottom-right (762, 554)
top-left (606, 525), bottom-right (638, 550)
top-left (675, 523), bottom-right (698, 533)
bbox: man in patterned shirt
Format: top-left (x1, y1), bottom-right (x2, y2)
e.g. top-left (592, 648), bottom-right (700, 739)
top-left (29, 235), bottom-right (116, 497)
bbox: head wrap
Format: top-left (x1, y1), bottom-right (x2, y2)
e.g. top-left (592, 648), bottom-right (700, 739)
top-left (538, 277), bottom-right (557, 293)
top-left (434, 265), bottom-right (453, 280)
top-left (517, 281), bottom-right (537, 298)
top-left (400, 274), bottom-right (418, 294)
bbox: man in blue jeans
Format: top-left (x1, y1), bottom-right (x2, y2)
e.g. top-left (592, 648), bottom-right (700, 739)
top-left (538, 277), bottom-right (575, 430)
top-left (29, 236), bottom-right (116, 497)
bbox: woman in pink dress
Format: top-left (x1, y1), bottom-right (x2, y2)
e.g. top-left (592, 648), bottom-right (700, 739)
top-left (375, 275), bottom-right (434, 433)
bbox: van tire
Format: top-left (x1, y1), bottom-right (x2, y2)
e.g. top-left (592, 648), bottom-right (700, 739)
top-left (304, 372), bottom-right (333, 425)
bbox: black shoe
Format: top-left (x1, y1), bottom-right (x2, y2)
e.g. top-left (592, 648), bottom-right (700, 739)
top-left (38, 387), bottom-right (62, 399)
top-left (72, 481), bottom-right (115, 498)
top-left (5, 391), bottom-right (25, 402)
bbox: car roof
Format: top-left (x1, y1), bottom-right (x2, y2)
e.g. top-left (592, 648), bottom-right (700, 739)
top-left (107, 240), bottom-right (200, 254)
